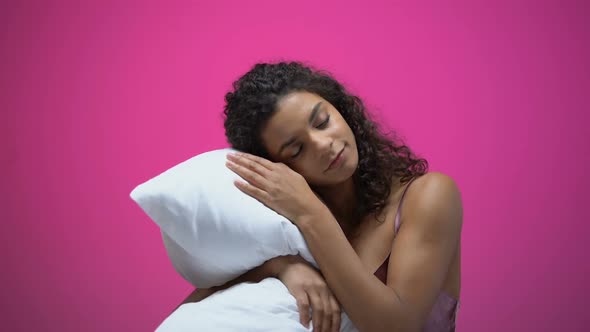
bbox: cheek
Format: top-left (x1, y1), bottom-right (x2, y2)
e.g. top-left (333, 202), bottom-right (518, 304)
top-left (293, 161), bottom-right (311, 174)
top-left (288, 159), bottom-right (314, 178)
top-left (284, 160), bottom-right (303, 174)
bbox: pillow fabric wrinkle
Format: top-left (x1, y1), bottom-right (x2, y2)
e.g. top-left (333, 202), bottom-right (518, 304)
top-left (130, 148), bottom-right (358, 331)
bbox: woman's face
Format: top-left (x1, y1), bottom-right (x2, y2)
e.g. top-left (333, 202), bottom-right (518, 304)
top-left (260, 91), bottom-right (359, 187)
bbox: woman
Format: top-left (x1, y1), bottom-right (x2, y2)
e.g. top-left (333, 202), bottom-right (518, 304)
top-left (177, 61), bottom-right (463, 332)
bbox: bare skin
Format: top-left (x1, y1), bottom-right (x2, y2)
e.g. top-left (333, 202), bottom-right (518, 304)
top-left (176, 91), bottom-right (461, 331)
top-left (175, 176), bottom-right (461, 326)
top-left (260, 91), bottom-right (460, 300)
top-left (350, 175), bottom-right (461, 301)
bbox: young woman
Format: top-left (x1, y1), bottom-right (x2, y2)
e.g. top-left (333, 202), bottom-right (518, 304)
top-left (176, 61), bottom-right (463, 332)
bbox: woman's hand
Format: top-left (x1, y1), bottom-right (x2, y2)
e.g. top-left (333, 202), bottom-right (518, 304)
top-left (276, 255), bottom-right (342, 332)
top-left (225, 151), bottom-right (327, 224)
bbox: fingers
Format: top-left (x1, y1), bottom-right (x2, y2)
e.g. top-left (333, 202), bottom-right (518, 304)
top-left (296, 294), bottom-right (311, 329)
top-left (308, 291), bottom-right (325, 332)
top-left (233, 178), bottom-right (272, 205)
top-left (280, 263), bottom-right (340, 332)
top-left (320, 290), bottom-right (333, 332)
top-left (318, 289), bottom-right (341, 332)
top-left (226, 158), bottom-right (269, 189)
top-left (329, 297), bottom-right (342, 332)
top-left (230, 151), bottom-right (275, 171)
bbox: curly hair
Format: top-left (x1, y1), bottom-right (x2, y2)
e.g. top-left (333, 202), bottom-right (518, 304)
top-left (222, 60), bottom-right (428, 231)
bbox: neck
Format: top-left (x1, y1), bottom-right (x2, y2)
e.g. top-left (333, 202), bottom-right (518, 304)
top-left (312, 176), bottom-right (357, 231)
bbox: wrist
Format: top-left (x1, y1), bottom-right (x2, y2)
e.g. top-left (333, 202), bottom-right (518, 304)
top-left (295, 206), bottom-right (330, 229)
top-left (265, 255), bottom-right (299, 278)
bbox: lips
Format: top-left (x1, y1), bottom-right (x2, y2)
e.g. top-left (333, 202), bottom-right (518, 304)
top-left (327, 147), bottom-right (345, 170)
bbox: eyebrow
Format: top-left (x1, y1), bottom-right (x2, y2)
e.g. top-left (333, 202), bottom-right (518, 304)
top-left (278, 101), bottom-right (323, 155)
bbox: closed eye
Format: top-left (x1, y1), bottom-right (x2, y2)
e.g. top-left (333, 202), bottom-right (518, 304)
top-left (317, 116), bottom-right (330, 129)
top-left (291, 146), bottom-right (302, 158)
top-left (291, 116), bottom-right (330, 159)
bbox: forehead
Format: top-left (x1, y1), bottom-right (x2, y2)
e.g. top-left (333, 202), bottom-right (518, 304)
top-left (260, 91), bottom-right (325, 152)
top-left (276, 91), bottom-right (321, 113)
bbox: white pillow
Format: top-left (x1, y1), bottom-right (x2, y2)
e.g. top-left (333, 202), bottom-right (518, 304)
top-left (130, 148), bottom-right (318, 288)
top-left (156, 277), bottom-right (359, 332)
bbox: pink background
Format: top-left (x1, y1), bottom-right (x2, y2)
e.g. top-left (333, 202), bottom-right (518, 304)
top-left (2, 1), bottom-right (588, 331)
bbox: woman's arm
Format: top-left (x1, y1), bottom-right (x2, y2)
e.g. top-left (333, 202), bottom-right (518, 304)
top-left (172, 254), bottom-right (299, 313)
top-left (295, 172), bottom-right (463, 332)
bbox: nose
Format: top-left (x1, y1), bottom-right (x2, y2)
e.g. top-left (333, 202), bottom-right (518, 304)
top-left (310, 132), bottom-right (333, 162)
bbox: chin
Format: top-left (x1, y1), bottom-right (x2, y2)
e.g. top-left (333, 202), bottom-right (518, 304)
top-left (322, 165), bottom-right (358, 186)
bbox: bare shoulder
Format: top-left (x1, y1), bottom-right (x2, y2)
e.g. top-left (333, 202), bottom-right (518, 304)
top-left (384, 171), bottom-right (463, 322)
top-left (408, 172), bottom-right (462, 197)
top-left (403, 172), bottom-right (463, 232)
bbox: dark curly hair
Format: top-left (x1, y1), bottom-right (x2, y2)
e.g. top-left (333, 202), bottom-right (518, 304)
top-left (222, 60), bottom-right (428, 232)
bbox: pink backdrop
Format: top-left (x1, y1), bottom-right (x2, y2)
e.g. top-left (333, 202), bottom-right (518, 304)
top-left (2, 1), bottom-right (588, 331)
